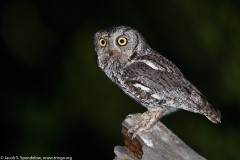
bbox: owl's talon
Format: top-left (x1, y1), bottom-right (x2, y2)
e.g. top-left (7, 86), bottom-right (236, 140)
top-left (131, 130), bottom-right (139, 139)
top-left (127, 124), bottom-right (139, 137)
top-left (127, 126), bottom-right (140, 139)
top-left (127, 122), bottom-right (154, 139)
top-left (126, 114), bottom-right (133, 119)
top-left (126, 109), bottom-right (161, 139)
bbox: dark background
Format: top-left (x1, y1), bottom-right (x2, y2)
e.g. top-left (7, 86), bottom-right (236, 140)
top-left (1, 0), bottom-right (240, 159)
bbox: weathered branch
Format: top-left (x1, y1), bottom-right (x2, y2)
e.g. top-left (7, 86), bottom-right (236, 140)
top-left (114, 113), bottom-right (206, 160)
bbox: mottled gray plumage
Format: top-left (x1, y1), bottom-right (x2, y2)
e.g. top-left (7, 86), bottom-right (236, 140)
top-left (94, 26), bottom-right (221, 137)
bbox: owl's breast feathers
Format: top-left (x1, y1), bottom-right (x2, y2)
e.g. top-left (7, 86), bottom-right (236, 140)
top-left (118, 52), bottom-right (221, 123)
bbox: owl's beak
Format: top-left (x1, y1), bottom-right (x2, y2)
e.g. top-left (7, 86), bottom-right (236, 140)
top-left (109, 51), bottom-right (120, 57)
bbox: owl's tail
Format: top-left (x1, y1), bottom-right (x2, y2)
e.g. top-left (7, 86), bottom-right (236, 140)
top-left (205, 103), bottom-right (221, 123)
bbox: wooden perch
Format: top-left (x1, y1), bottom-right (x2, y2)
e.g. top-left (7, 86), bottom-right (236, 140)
top-left (114, 113), bottom-right (206, 160)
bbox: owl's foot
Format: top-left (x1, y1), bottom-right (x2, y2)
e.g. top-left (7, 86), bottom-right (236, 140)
top-left (127, 108), bottom-right (161, 139)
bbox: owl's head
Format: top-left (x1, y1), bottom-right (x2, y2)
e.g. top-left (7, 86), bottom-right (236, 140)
top-left (94, 26), bottom-right (149, 67)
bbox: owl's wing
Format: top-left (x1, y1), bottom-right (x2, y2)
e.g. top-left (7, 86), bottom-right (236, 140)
top-left (121, 53), bottom-right (220, 123)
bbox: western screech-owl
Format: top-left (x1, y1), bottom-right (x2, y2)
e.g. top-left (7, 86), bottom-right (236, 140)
top-left (94, 26), bottom-right (221, 138)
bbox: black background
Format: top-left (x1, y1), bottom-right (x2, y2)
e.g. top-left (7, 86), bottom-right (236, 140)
top-left (1, 0), bottom-right (240, 159)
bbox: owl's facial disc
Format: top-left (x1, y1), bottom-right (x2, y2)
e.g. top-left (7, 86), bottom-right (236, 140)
top-left (107, 36), bottom-right (128, 57)
top-left (94, 26), bottom-right (141, 63)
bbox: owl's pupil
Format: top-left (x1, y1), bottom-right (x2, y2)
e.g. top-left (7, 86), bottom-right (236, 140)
top-left (119, 39), bottom-right (124, 43)
top-left (101, 40), bottom-right (105, 45)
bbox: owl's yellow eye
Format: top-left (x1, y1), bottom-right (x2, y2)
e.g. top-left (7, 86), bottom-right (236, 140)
top-left (117, 37), bottom-right (127, 46)
top-left (99, 38), bottom-right (107, 47)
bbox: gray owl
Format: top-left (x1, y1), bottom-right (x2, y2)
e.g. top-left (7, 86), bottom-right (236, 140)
top-left (94, 26), bottom-right (221, 138)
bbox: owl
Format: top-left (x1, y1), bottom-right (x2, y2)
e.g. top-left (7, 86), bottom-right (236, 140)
top-left (94, 26), bottom-right (221, 138)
